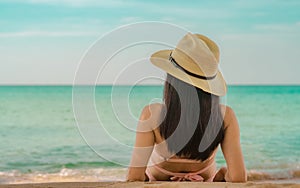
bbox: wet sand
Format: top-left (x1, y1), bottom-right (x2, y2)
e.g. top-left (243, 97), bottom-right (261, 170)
top-left (0, 180), bottom-right (300, 188)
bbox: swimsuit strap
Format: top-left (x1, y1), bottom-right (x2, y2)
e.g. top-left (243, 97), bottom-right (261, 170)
top-left (165, 149), bottom-right (217, 164)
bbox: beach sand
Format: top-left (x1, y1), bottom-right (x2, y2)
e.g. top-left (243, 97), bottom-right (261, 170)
top-left (0, 181), bottom-right (300, 188)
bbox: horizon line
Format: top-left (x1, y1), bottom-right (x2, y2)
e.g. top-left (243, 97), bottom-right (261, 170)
top-left (0, 84), bottom-right (299, 87)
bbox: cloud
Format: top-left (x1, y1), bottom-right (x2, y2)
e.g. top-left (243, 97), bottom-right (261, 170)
top-left (0, 0), bottom-right (127, 7)
top-left (120, 17), bottom-right (142, 24)
top-left (0, 31), bottom-right (99, 37)
top-left (232, 0), bottom-right (300, 8)
top-left (253, 22), bottom-right (300, 34)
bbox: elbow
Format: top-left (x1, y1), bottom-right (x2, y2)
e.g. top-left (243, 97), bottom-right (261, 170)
top-left (230, 171), bottom-right (247, 183)
top-left (126, 178), bottom-right (145, 182)
top-left (126, 171), bottom-right (147, 182)
top-left (126, 176), bottom-right (146, 182)
top-left (231, 177), bottom-right (247, 183)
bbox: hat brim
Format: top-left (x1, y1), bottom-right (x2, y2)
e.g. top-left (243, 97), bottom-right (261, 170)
top-left (150, 49), bottom-right (227, 96)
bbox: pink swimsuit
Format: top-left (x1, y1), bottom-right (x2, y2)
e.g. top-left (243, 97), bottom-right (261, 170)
top-left (146, 154), bottom-right (216, 182)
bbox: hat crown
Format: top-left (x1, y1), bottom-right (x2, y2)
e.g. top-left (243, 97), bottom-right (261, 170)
top-left (149, 32), bottom-right (227, 96)
top-left (171, 33), bottom-right (219, 77)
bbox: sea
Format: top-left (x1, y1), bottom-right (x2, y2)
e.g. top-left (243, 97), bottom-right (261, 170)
top-left (0, 85), bottom-right (299, 184)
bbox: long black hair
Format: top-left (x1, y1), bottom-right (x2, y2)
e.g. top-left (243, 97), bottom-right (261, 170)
top-left (159, 74), bottom-right (224, 161)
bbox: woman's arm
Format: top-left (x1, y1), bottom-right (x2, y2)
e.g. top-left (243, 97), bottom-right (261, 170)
top-left (220, 106), bottom-right (247, 182)
top-left (126, 105), bottom-right (156, 181)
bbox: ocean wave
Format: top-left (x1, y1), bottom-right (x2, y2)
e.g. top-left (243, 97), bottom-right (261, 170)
top-left (1, 168), bottom-right (300, 184)
top-left (247, 169), bottom-right (300, 181)
top-left (0, 168), bottom-right (127, 184)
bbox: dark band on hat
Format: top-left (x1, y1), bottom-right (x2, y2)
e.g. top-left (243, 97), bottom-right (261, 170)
top-left (169, 53), bottom-right (217, 80)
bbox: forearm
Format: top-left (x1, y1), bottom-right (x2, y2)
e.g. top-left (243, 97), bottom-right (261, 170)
top-left (226, 168), bottom-right (247, 182)
top-left (214, 167), bottom-right (247, 182)
top-left (126, 167), bottom-right (147, 181)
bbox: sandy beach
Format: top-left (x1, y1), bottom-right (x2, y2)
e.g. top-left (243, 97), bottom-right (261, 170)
top-left (0, 181), bottom-right (300, 188)
top-left (1, 170), bottom-right (300, 187)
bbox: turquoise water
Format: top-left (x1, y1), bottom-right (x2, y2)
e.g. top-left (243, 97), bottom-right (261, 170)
top-left (0, 86), bottom-right (300, 183)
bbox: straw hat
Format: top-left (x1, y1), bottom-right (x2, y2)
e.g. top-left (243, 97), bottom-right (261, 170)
top-left (150, 33), bottom-right (227, 96)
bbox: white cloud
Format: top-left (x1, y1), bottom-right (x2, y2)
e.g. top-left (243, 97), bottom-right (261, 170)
top-left (120, 17), bottom-right (142, 24)
top-left (218, 32), bottom-right (300, 85)
top-left (253, 22), bottom-right (300, 33)
top-left (232, 0), bottom-right (300, 8)
top-left (0, 0), bottom-right (127, 7)
top-left (0, 31), bottom-right (99, 37)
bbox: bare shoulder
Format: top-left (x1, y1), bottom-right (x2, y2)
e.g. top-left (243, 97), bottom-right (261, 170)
top-left (220, 105), bottom-right (238, 129)
top-left (140, 103), bottom-right (164, 120)
top-left (138, 103), bottom-right (165, 133)
top-left (220, 104), bottom-right (235, 118)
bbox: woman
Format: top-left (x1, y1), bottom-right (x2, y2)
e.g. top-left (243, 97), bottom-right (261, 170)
top-left (127, 33), bottom-right (247, 182)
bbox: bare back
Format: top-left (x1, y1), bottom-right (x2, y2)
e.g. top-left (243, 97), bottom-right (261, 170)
top-left (127, 103), bottom-right (247, 182)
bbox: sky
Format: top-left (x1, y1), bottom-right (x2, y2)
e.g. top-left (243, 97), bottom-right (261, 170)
top-left (0, 0), bottom-right (299, 85)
